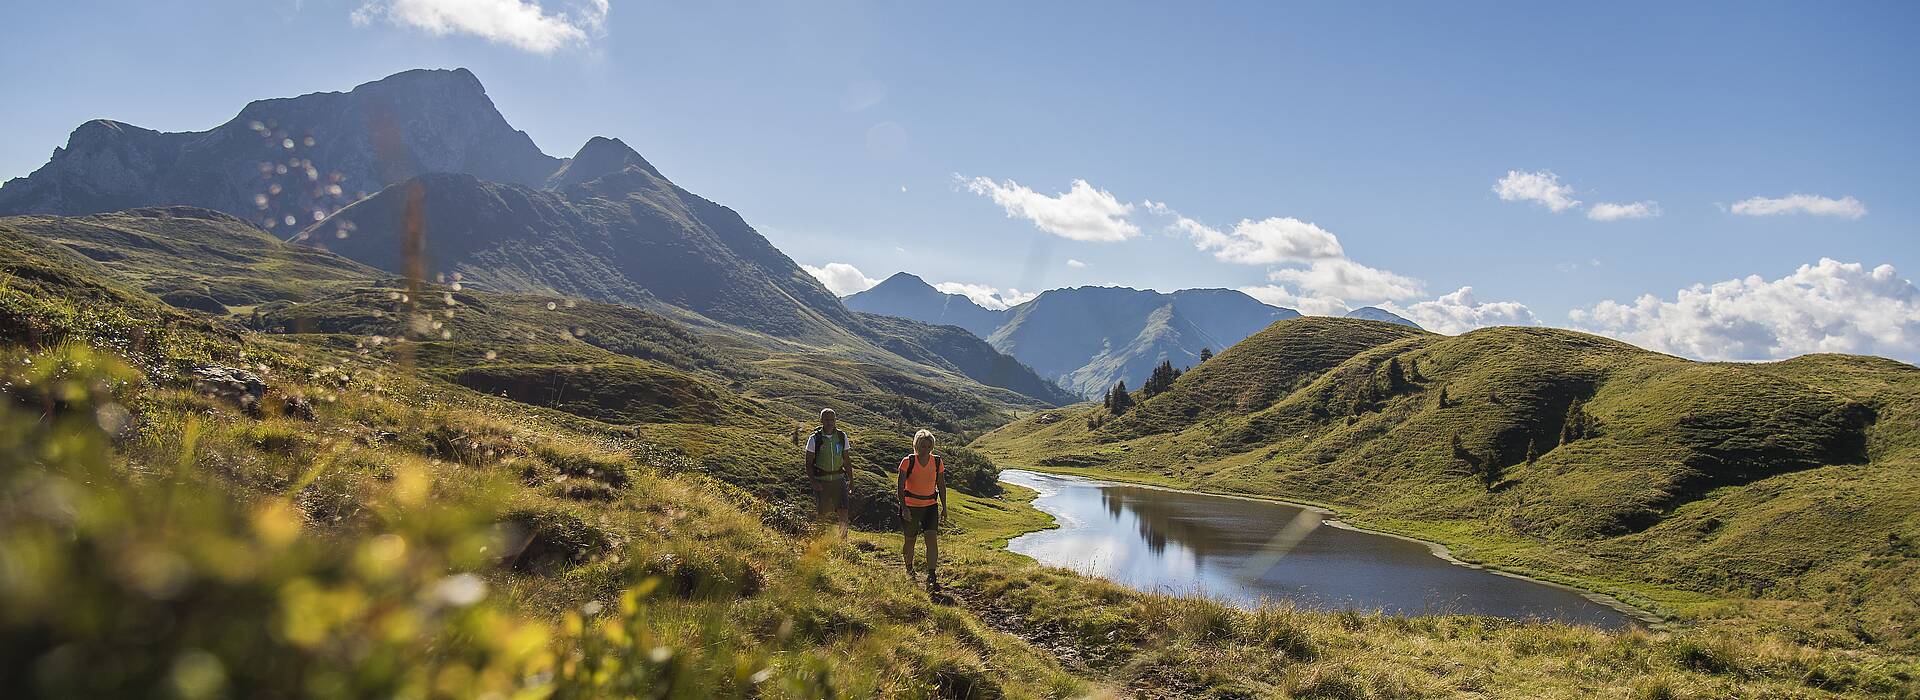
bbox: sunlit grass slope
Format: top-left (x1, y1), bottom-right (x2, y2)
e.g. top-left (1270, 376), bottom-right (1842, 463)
top-left (0, 269), bottom-right (1084, 697)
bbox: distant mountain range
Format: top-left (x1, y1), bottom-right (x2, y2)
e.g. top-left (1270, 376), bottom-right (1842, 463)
top-left (1344, 306), bottom-right (1418, 327)
top-left (846, 273), bottom-right (1315, 397)
top-left (0, 69), bottom-right (559, 228)
top-left (0, 68), bottom-right (1073, 407)
top-left (844, 273), bottom-right (1007, 339)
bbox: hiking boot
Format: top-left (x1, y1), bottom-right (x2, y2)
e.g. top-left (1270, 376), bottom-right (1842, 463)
top-left (926, 572), bottom-right (941, 592)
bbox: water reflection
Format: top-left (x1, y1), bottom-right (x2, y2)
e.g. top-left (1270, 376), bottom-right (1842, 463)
top-left (1003, 470), bottom-right (1635, 628)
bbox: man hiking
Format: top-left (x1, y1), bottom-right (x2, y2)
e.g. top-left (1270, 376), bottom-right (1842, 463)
top-left (898, 429), bottom-right (948, 591)
top-left (804, 408), bottom-right (852, 538)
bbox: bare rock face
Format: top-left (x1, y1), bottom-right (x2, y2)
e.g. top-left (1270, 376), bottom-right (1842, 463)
top-left (0, 68), bottom-right (561, 232)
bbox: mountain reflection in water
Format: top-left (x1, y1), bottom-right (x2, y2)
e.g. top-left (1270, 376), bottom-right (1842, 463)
top-left (1003, 470), bottom-right (1636, 628)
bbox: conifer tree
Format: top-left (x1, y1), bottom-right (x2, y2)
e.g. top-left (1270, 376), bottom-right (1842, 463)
top-left (1561, 399), bottom-right (1590, 444)
top-left (1437, 384), bottom-right (1449, 409)
top-left (1109, 380), bottom-right (1134, 415)
top-left (1199, 347), bottom-right (1214, 362)
top-left (1143, 360), bottom-right (1180, 397)
top-left (1385, 357), bottom-right (1406, 392)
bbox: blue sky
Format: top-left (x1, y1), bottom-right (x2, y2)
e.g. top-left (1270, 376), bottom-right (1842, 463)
top-left (2, 2), bottom-right (1917, 361)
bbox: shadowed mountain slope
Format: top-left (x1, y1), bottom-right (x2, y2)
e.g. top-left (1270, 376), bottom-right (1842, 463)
top-left (853, 312), bottom-right (1076, 406)
top-left (302, 167), bottom-right (857, 342)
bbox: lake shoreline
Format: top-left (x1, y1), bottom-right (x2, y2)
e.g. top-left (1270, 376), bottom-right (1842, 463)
top-left (997, 466), bottom-right (1667, 628)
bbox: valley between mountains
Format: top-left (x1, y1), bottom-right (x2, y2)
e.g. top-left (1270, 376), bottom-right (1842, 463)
top-left (2, 68), bottom-right (1917, 698)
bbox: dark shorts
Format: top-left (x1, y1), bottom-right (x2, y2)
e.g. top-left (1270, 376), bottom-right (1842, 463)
top-left (813, 479), bottom-right (848, 514)
top-left (903, 504), bottom-right (939, 536)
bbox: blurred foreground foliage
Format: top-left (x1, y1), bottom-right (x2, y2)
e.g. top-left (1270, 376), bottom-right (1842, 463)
top-left (0, 344), bottom-right (1069, 698)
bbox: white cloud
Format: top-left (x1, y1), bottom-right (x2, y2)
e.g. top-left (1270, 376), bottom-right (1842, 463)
top-left (351, 0), bottom-right (608, 53)
top-left (1494, 170), bottom-right (1582, 213)
top-left (934, 282), bottom-right (1035, 311)
top-left (1147, 202), bottom-right (1344, 265)
top-left (1570, 259), bottom-right (1919, 362)
top-left (1237, 285), bottom-right (1352, 317)
top-left (1382, 287), bottom-right (1538, 334)
top-left (1729, 194), bottom-right (1867, 219)
top-left (1267, 259), bottom-right (1424, 303)
top-left (957, 176), bottom-right (1138, 242)
top-left (1066, 259), bottom-right (1089, 268)
top-left (802, 262), bottom-right (879, 297)
top-left (1587, 201), bottom-right (1662, 221)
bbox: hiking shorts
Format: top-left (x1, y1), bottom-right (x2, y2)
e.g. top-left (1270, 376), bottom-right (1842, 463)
top-left (813, 479), bottom-right (849, 515)
top-left (903, 504), bottom-right (939, 536)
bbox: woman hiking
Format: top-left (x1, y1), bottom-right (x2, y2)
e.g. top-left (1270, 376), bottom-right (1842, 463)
top-left (899, 429), bottom-right (948, 591)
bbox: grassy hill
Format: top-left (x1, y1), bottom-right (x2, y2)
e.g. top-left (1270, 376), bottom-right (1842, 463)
top-left (0, 207), bottom-right (380, 311)
top-left (975, 317), bottom-right (1920, 653)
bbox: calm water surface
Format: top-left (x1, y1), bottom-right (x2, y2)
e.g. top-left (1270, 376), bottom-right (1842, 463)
top-left (1002, 470), bottom-right (1636, 628)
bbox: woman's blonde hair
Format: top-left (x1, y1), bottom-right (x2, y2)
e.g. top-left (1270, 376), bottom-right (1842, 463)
top-left (913, 429), bottom-right (936, 449)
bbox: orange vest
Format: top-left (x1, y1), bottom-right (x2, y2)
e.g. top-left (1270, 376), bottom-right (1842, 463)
top-left (898, 454), bottom-right (943, 507)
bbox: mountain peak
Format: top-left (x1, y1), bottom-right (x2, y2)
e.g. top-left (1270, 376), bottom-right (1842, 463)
top-left (547, 136), bottom-right (661, 189)
top-left (0, 67), bottom-right (563, 220)
top-left (877, 271), bottom-right (932, 288)
top-left (1344, 306), bottom-right (1421, 328)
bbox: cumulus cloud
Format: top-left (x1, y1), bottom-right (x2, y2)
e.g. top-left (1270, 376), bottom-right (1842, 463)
top-left (1146, 201), bottom-right (1344, 265)
top-left (802, 262), bottom-right (879, 296)
top-left (1494, 170), bottom-right (1582, 213)
top-left (1729, 194), bottom-right (1867, 219)
top-left (957, 176), bottom-right (1138, 242)
top-left (1267, 259), bottom-right (1424, 303)
top-left (1382, 287), bottom-right (1538, 334)
top-left (1237, 285), bottom-right (1352, 317)
top-left (934, 282), bottom-right (1035, 311)
top-left (1570, 259), bottom-right (1919, 362)
top-left (1587, 201), bottom-right (1662, 221)
top-left (351, 0), bottom-right (608, 53)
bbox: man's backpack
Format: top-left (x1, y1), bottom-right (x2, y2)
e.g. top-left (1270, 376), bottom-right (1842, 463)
top-left (807, 428), bottom-right (848, 477)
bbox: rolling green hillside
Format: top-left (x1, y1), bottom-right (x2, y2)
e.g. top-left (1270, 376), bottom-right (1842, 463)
top-left (975, 317), bottom-right (1920, 651)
